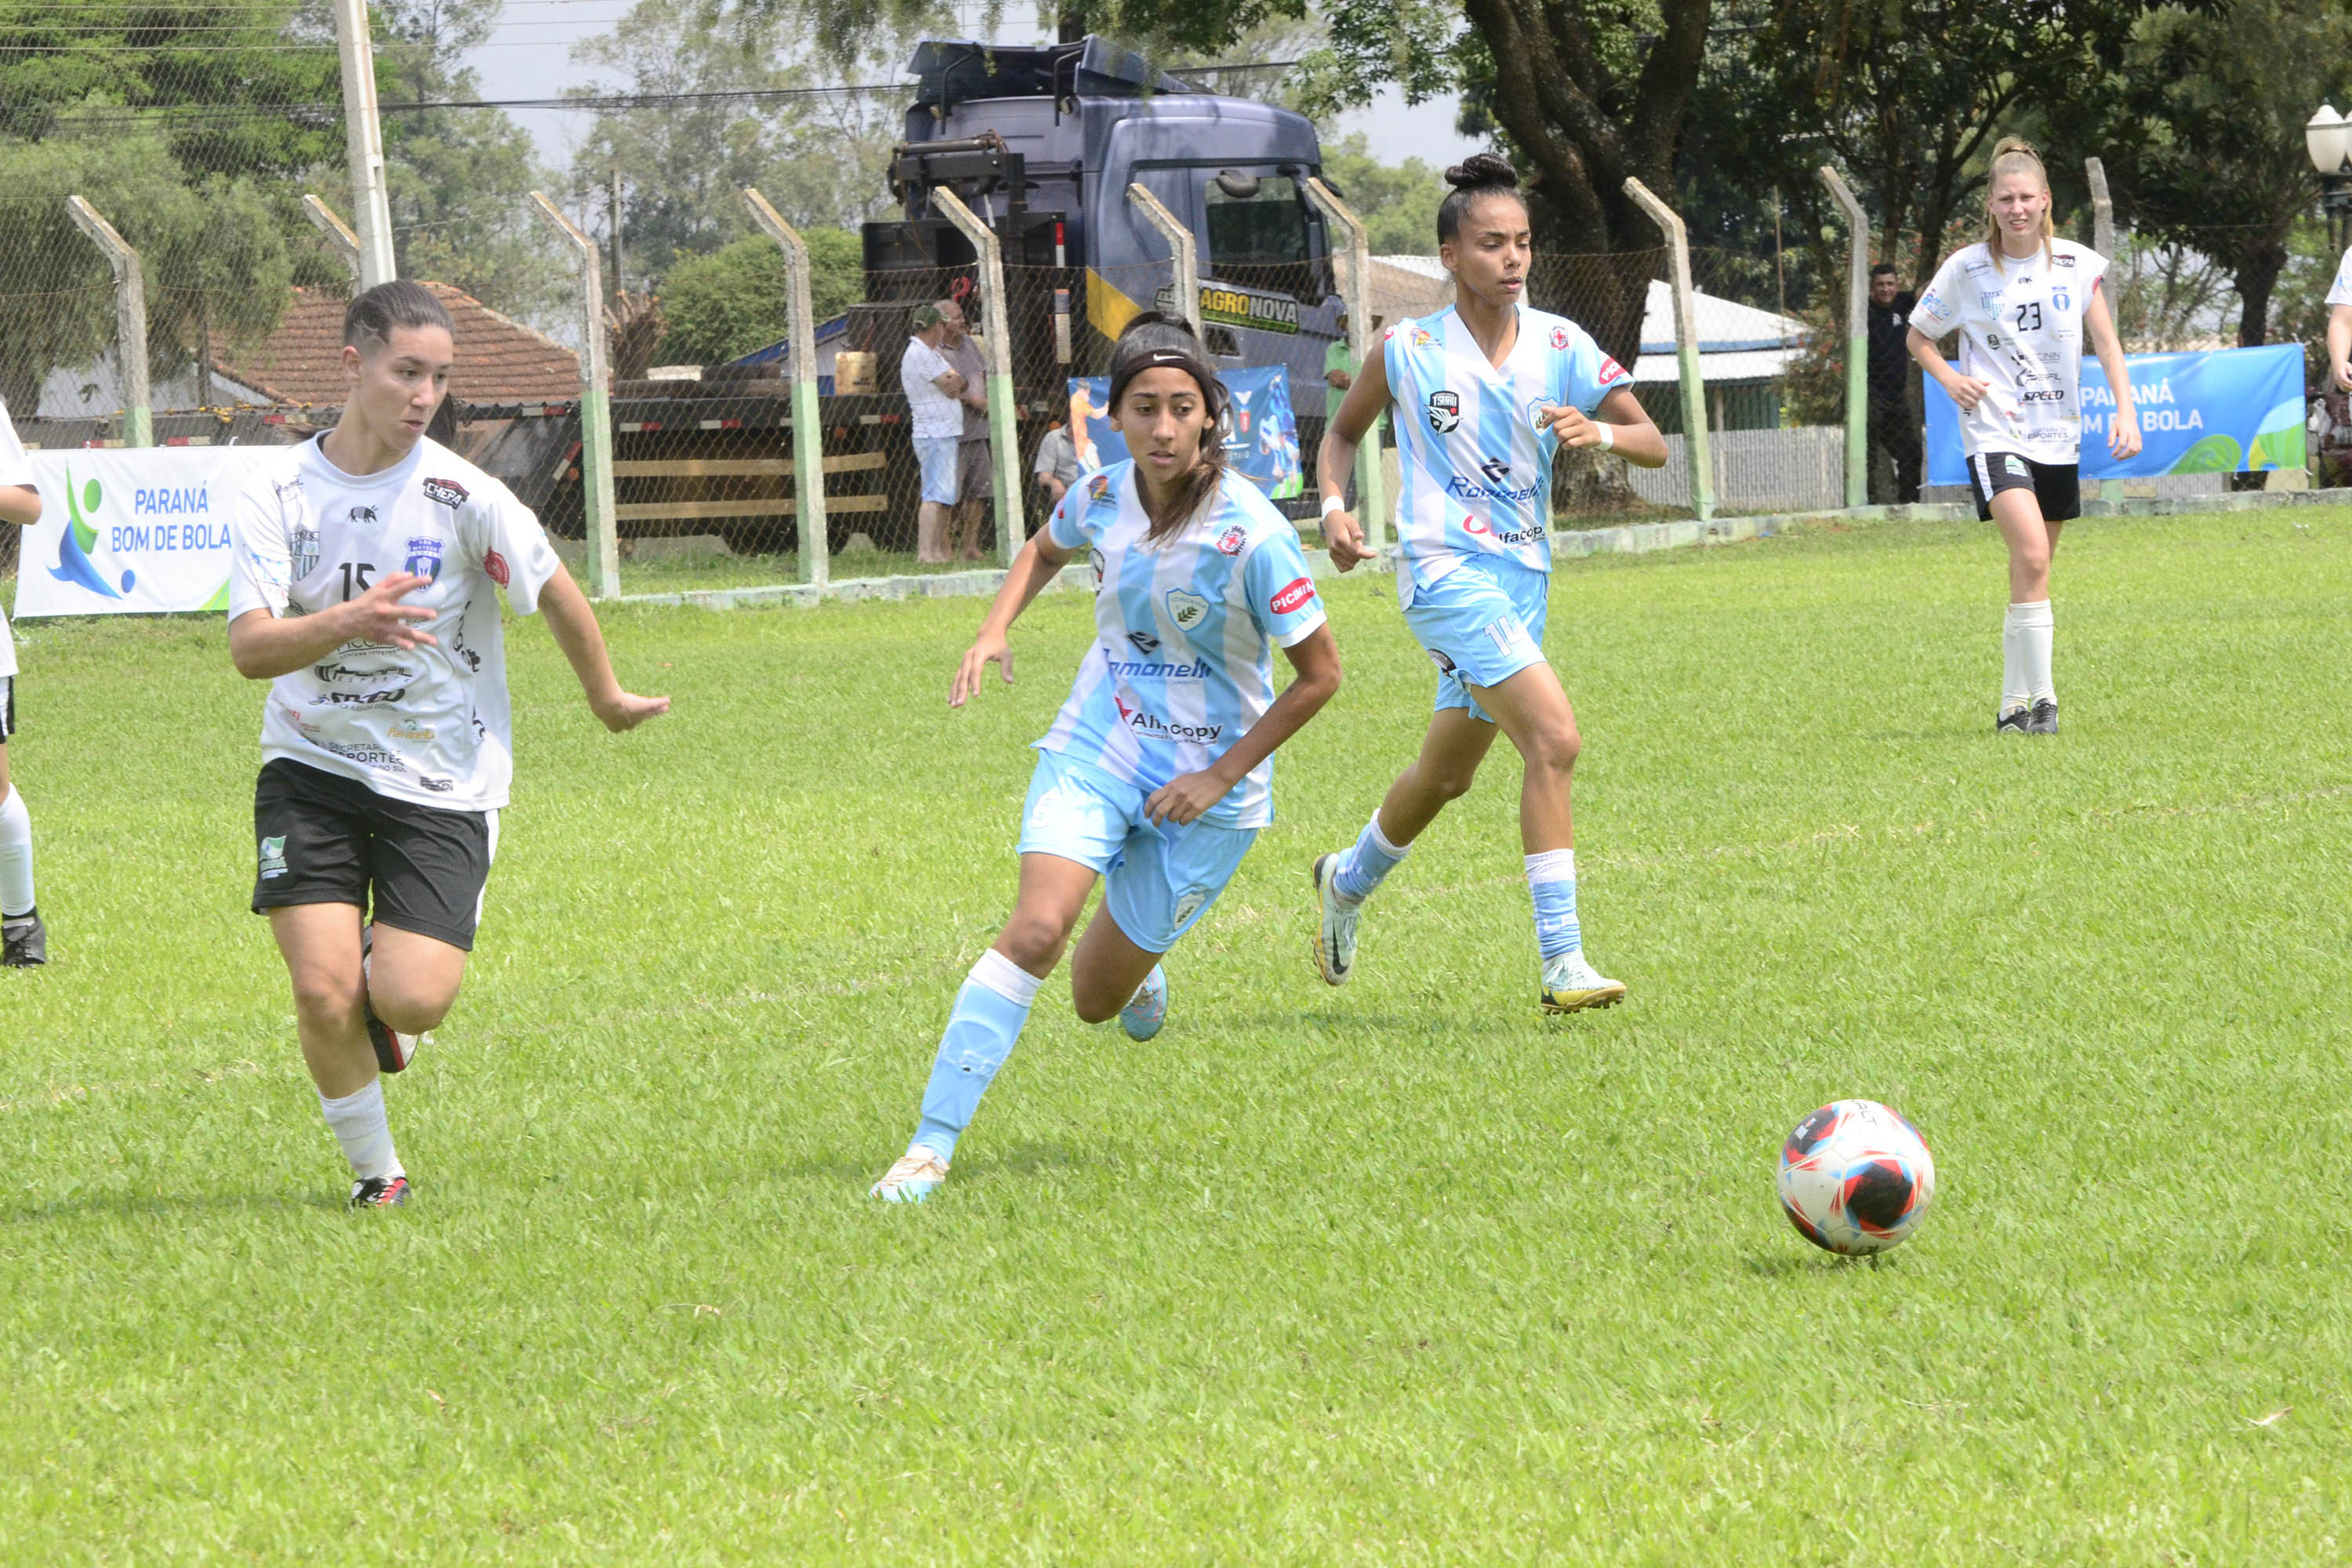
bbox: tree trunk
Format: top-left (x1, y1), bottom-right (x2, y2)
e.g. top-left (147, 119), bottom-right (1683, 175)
top-left (2228, 238), bottom-right (2288, 491)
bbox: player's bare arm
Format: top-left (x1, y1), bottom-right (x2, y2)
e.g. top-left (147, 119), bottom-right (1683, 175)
top-left (2082, 285), bottom-right (2140, 460)
top-left (536, 566), bottom-right (670, 731)
top-left (228, 570), bottom-right (438, 680)
top-left (949, 528), bottom-right (1074, 708)
top-left (1318, 343), bottom-right (1390, 572)
top-left (0, 484), bottom-right (40, 527)
top-left (1542, 387), bottom-right (1669, 469)
top-left (1145, 622), bottom-right (1341, 826)
top-left (1907, 325), bottom-right (1987, 412)
top-left (2330, 304), bottom-right (2352, 394)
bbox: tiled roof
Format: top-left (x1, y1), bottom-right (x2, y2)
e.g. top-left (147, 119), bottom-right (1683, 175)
top-left (215, 282), bottom-right (580, 408)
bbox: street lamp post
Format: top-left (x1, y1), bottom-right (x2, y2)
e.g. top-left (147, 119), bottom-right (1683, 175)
top-left (2307, 104), bottom-right (2352, 251)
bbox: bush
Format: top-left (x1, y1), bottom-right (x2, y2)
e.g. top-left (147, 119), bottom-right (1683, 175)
top-left (653, 228), bottom-right (863, 366)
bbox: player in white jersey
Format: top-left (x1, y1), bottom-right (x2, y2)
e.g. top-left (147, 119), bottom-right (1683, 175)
top-left (1907, 138), bottom-right (2140, 735)
top-left (1312, 154), bottom-right (1667, 1015)
top-left (0, 394), bottom-right (46, 966)
top-left (227, 281), bottom-right (669, 1207)
top-left (870, 316), bottom-right (1341, 1203)
top-left (2324, 241), bottom-right (2352, 396)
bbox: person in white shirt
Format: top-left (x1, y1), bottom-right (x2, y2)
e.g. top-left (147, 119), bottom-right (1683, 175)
top-left (228, 280), bottom-right (669, 1207)
top-left (1907, 137), bottom-right (2140, 735)
top-left (2322, 244), bottom-right (2352, 394)
top-left (898, 306), bottom-right (966, 563)
top-left (0, 394), bottom-right (46, 966)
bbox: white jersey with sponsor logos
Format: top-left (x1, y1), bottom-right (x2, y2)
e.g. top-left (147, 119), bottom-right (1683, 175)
top-left (1385, 303), bottom-right (1624, 597)
top-left (1910, 238), bottom-right (2109, 462)
top-left (1034, 461), bottom-right (1327, 830)
top-left (0, 394), bottom-right (33, 680)
top-left (228, 433), bottom-right (563, 811)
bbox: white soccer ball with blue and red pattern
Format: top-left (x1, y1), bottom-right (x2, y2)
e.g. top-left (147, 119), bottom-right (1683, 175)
top-left (1777, 1099), bottom-right (1935, 1255)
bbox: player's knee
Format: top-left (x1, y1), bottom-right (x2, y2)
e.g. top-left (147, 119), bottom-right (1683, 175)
top-left (289, 967), bottom-right (364, 1028)
top-left (1071, 983), bottom-right (1123, 1025)
top-left (370, 985), bottom-right (453, 1035)
top-left (1524, 724), bottom-right (1581, 779)
top-left (995, 913), bottom-right (1069, 973)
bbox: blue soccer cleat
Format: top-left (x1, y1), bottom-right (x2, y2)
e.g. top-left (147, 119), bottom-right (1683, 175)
top-left (1120, 964), bottom-right (1168, 1041)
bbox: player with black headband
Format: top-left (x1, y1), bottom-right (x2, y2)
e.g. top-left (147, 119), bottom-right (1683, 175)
top-left (1312, 154), bottom-right (1667, 1014)
top-left (870, 314), bottom-right (1343, 1203)
top-left (1907, 138), bottom-right (2140, 735)
top-left (228, 280), bottom-right (669, 1208)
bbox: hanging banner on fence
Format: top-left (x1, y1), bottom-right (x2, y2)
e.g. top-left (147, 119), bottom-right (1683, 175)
top-left (1067, 368), bottom-right (1304, 499)
top-left (12, 447), bottom-right (264, 619)
top-left (1924, 342), bottom-right (2306, 485)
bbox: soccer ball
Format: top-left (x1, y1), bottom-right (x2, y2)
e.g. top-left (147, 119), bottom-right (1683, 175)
top-left (1777, 1100), bottom-right (1936, 1255)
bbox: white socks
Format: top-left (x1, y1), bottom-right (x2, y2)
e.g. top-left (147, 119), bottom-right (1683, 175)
top-left (0, 785), bottom-right (32, 919)
top-left (318, 1079), bottom-right (403, 1181)
top-left (2002, 601), bottom-right (2054, 710)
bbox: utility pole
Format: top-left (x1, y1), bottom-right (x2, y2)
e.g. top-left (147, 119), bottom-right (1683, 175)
top-left (608, 168), bottom-right (625, 296)
top-left (331, 0), bottom-right (397, 288)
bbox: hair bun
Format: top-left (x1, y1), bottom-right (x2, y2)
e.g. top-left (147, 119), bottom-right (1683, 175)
top-left (1443, 152), bottom-right (1519, 192)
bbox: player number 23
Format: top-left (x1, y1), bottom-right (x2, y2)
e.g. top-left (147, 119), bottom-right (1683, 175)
top-left (2013, 301), bottom-right (2042, 332)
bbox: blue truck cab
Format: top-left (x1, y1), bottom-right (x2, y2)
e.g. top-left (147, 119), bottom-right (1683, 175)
top-left (860, 37), bottom-right (1344, 424)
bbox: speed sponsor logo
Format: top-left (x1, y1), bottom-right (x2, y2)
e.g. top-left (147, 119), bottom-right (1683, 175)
top-left (1269, 577), bottom-right (1316, 615)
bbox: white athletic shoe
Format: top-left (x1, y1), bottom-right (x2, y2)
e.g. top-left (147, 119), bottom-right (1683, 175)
top-left (1309, 852), bottom-right (1363, 986)
top-left (870, 1148), bottom-right (951, 1203)
top-left (1539, 950), bottom-right (1626, 1014)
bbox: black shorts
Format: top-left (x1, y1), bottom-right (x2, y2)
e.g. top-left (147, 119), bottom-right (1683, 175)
top-left (251, 759), bottom-right (495, 950)
top-left (1967, 452), bottom-right (2080, 523)
top-left (0, 675), bottom-right (15, 743)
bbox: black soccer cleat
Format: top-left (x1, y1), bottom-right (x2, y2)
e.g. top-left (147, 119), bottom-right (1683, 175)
top-left (365, 1009), bottom-right (419, 1073)
top-left (2, 908), bottom-right (47, 967)
top-left (1995, 706), bottom-right (2031, 736)
top-left (2026, 699), bottom-right (2059, 735)
top-left (350, 1174), bottom-right (412, 1209)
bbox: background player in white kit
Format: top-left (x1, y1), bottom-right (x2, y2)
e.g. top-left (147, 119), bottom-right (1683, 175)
top-left (1907, 139), bottom-right (2140, 735)
top-left (869, 317), bottom-right (1341, 1203)
top-left (2321, 239), bottom-right (2352, 397)
top-left (0, 392), bottom-right (45, 965)
top-left (228, 281), bottom-right (668, 1207)
top-left (1313, 155), bottom-right (1667, 1015)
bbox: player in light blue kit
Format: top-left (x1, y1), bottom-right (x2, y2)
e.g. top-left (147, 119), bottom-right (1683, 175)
top-left (1312, 154), bottom-right (1668, 1014)
top-left (872, 316), bottom-right (1343, 1203)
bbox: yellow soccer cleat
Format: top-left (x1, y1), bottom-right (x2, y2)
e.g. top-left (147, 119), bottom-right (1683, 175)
top-left (1539, 950), bottom-right (1626, 1014)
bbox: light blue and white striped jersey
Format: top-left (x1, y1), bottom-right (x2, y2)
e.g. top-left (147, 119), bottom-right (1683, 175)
top-left (1385, 303), bottom-right (1628, 595)
top-left (1036, 460), bottom-right (1327, 829)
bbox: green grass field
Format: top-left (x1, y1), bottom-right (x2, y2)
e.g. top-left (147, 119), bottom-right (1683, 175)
top-left (5, 509), bottom-right (2350, 1563)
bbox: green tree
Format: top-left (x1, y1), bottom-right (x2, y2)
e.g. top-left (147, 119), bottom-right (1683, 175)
top-left (654, 229), bottom-right (864, 364)
top-left (1317, 134), bottom-right (1445, 256)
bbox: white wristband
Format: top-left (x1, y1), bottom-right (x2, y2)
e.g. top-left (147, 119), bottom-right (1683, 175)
top-left (1593, 421), bottom-right (1615, 451)
top-left (1320, 493), bottom-right (1347, 517)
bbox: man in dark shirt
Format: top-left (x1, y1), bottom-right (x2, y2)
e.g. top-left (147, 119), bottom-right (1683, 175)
top-left (1866, 262), bottom-right (1922, 504)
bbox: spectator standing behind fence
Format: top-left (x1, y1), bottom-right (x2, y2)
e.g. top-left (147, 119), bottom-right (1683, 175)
top-left (1033, 412), bottom-right (1080, 510)
top-left (1867, 263), bottom-right (1922, 504)
top-left (0, 392), bottom-right (48, 967)
top-left (900, 305), bottom-right (965, 564)
top-left (936, 298), bottom-right (994, 562)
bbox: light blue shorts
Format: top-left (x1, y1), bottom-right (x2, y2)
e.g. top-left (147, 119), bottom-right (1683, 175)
top-left (1018, 750), bottom-right (1257, 953)
top-left (914, 435), bottom-right (959, 506)
top-left (1403, 555), bottom-right (1552, 724)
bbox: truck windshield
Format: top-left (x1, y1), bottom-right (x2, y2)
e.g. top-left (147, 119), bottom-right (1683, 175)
top-left (1205, 175), bottom-right (1309, 268)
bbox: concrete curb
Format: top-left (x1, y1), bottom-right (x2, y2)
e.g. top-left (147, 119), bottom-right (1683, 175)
top-left (614, 487), bottom-right (2352, 612)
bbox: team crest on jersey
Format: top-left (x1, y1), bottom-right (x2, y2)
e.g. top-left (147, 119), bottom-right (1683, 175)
top-left (1171, 888), bottom-right (1209, 927)
top-left (1426, 390), bottom-right (1461, 434)
top-left (1087, 472), bottom-right (1113, 505)
top-left (2052, 287), bottom-right (2071, 312)
top-left (423, 477), bottom-right (469, 509)
top-left (289, 524), bottom-right (321, 579)
top-left (1410, 325), bottom-right (1435, 347)
top-left (258, 835), bottom-right (288, 879)
top-left (1163, 587), bottom-right (1210, 632)
top-left (1548, 325), bottom-right (1571, 350)
top-left (404, 535), bottom-right (445, 583)
top-left (1214, 524), bottom-right (1247, 556)
top-left (1526, 397), bottom-right (1554, 432)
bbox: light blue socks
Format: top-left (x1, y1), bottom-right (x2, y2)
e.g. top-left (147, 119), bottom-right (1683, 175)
top-left (911, 949), bottom-right (1042, 1161)
top-left (1331, 811), bottom-right (1409, 902)
top-left (1526, 848), bottom-right (1581, 961)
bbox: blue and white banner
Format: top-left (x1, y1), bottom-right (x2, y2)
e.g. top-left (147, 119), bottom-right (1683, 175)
top-left (1067, 365), bottom-right (1304, 500)
top-left (13, 446), bottom-right (264, 619)
top-left (1925, 343), bottom-right (2307, 485)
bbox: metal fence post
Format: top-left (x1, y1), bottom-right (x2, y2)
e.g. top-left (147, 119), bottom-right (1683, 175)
top-left (530, 191), bottom-right (620, 600)
top-left (742, 187), bottom-right (830, 590)
top-left (1622, 178), bottom-right (1715, 521)
top-left (1819, 165), bottom-right (1871, 509)
top-left (931, 187), bottom-right (1025, 565)
top-left (1126, 183), bottom-right (1200, 334)
top-left (67, 196), bottom-right (151, 449)
top-left (303, 194), bottom-right (365, 288)
top-left (330, 0), bottom-right (397, 288)
top-left (1305, 176), bottom-right (1386, 552)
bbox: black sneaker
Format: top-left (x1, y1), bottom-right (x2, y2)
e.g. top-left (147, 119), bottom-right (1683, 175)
top-left (350, 1173), bottom-right (412, 1208)
top-left (359, 924), bottom-right (418, 1073)
top-left (2, 908), bottom-right (46, 967)
top-left (2026, 699), bottom-right (2059, 735)
top-left (1995, 706), bottom-right (2031, 736)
